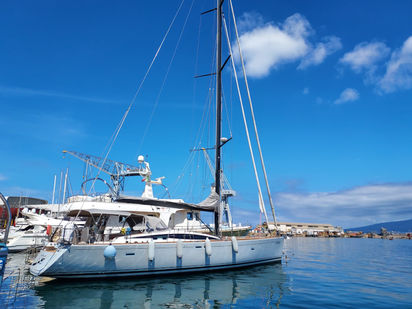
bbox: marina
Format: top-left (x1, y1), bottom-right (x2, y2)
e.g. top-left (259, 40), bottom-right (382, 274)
top-left (1, 238), bottom-right (412, 308)
top-left (1, 0), bottom-right (412, 307)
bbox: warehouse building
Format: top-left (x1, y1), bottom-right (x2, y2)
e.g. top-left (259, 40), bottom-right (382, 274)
top-left (268, 222), bottom-right (344, 236)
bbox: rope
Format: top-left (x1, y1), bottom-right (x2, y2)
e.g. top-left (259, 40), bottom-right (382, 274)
top-left (222, 15), bottom-right (271, 230)
top-left (87, 0), bottom-right (186, 198)
top-left (137, 0), bottom-right (195, 154)
top-left (170, 61), bottom-right (216, 197)
top-left (68, 0), bottom-right (186, 222)
top-left (229, 0), bottom-right (278, 230)
top-left (221, 82), bottom-right (233, 138)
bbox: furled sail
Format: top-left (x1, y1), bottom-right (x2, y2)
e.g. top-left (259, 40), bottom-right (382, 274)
top-left (197, 191), bottom-right (219, 210)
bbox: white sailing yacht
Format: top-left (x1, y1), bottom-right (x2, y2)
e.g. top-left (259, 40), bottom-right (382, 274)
top-left (30, 0), bottom-right (283, 279)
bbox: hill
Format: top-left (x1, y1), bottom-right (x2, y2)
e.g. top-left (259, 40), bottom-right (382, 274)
top-left (346, 218), bottom-right (412, 233)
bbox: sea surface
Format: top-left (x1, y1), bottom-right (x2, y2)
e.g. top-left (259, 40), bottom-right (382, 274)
top-left (1, 238), bottom-right (411, 308)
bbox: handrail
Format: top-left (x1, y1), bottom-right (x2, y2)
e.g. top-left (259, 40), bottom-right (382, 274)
top-left (0, 192), bottom-right (12, 244)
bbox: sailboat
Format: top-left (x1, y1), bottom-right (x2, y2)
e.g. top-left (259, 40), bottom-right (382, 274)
top-left (30, 0), bottom-right (283, 279)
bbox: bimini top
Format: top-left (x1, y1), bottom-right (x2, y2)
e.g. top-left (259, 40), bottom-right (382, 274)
top-left (115, 191), bottom-right (219, 212)
top-left (67, 209), bottom-right (168, 232)
top-left (67, 209), bottom-right (135, 217)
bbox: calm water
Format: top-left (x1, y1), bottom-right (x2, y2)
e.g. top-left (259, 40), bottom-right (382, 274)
top-left (1, 238), bottom-right (411, 308)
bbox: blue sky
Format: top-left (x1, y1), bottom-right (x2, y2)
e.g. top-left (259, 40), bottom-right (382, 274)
top-left (1, 0), bottom-right (412, 228)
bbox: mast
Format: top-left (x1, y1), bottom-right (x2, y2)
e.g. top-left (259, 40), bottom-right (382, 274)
top-left (214, 0), bottom-right (223, 237)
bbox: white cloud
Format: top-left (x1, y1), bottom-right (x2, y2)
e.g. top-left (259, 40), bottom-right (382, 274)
top-left (299, 36), bottom-right (342, 69)
top-left (275, 183), bottom-right (412, 227)
top-left (236, 12), bottom-right (265, 33)
top-left (339, 37), bottom-right (412, 94)
top-left (0, 113), bottom-right (88, 144)
top-left (378, 36), bottom-right (412, 93)
top-left (0, 173), bottom-right (6, 181)
top-left (234, 13), bottom-right (340, 78)
top-left (334, 88), bottom-right (359, 104)
top-left (0, 85), bottom-right (120, 104)
top-left (339, 41), bottom-right (390, 73)
top-left (303, 87), bottom-right (309, 95)
top-left (3, 186), bottom-right (43, 197)
top-left (234, 13), bottom-right (310, 78)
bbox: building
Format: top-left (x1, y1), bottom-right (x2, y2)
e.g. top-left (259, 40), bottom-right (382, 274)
top-left (1, 196), bottom-right (48, 225)
top-left (268, 222), bottom-right (343, 236)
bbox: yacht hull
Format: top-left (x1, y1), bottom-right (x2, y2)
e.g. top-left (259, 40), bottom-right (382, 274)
top-left (30, 237), bottom-right (283, 279)
top-left (7, 234), bottom-right (48, 253)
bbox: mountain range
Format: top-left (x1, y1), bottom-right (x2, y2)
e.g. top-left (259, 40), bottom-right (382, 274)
top-left (346, 218), bottom-right (412, 233)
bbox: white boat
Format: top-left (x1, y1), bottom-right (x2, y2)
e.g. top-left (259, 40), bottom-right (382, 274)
top-left (30, 209), bottom-right (282, 278)
top-left (5, 210), bottom-right (85, 253)
top-left (30, 0), bottom-right (283, 279)
top-left (6, 225), bottom-right (48, 253)
top-left (35, 154), bottom-right (248, 236)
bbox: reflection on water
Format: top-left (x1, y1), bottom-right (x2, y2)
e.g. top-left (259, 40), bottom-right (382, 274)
top-left (4, 239), bottom-right (411, 308)
top-left (34, 264), bottom-right (288, 308)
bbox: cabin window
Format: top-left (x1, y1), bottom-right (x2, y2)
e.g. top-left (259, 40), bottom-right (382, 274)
top-left (187, 212), bottom-right (193, 220)
top-left (126, 216), bottom-right (144, 229)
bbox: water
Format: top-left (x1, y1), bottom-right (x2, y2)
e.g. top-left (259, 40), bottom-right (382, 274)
top-left (1, 238), bottom-right (411, 308)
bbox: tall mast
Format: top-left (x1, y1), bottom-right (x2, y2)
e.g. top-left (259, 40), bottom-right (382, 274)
top-left (214, 0), bottom-right (223, 237)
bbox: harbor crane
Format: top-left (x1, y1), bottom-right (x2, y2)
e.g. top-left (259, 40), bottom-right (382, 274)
top-left (62, 150), bottom-right (150, 198)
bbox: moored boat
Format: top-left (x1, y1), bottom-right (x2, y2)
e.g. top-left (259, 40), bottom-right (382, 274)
top-left (30, 0), bottom-right (283, 279)
top-left (30, 209), bottom-right (282, 278)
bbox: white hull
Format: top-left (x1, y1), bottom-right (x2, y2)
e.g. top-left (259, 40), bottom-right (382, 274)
top-left (30, 237), bottom-right (283, 278)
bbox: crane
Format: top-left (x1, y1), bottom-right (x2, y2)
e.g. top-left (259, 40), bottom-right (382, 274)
top-left (62, 150), bottom-right (149, 198)
top-left (201, 148), bottom-right (235, 227)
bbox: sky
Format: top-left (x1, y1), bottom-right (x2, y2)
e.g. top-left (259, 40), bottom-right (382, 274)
top-left (1, 0), bottom-right (412, 228)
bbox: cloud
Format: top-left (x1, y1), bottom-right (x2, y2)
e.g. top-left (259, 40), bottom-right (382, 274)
top-left (234, 13), bottom-right (340, 78)
top-left (3, 186), bottom-right (43, 197)
top-left (0, 85), bottom-right (120, 104)
top-left (231, 207), bottom-right (260, 226)
top-left (236, 12), bottom-right (265, 33)
top-left (0, 173), bottom-right (6, 181)
top-left (334, 88), bottom-right (359, 104)
top-left (234, 13), bottom-right (310, 78)
top-left (0, 113), bottom-right (88, 144)
top-left (299, 36), bottom-right (342, 69)
top-left (339, 41), bottom-right (390, 73)
top-left (275, 182), bottom-right (412, 227)
top-left (339, 37), bottom-right (412, 94)
top-left (303, 87), bottom-right (309, 95)
top-left (378, 36), bottom-right (412, 93)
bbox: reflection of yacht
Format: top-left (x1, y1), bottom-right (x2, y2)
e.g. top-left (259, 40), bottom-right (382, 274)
top-left (30, 0), bottom-right (283, 279)
top-left (34, 264), bottom-right (288, 308)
